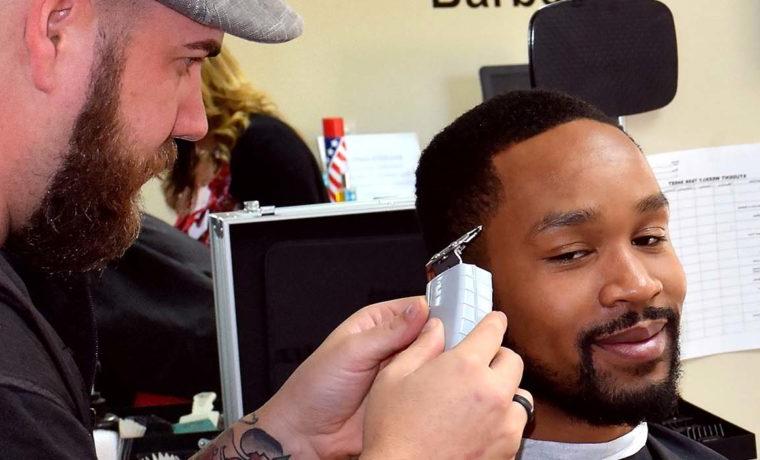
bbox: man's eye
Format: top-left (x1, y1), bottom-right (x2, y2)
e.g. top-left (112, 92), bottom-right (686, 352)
top-left (184, 57), bottom-right (205, 69)
top-left (632, 235), bottom-right (667, 247)
top-left (547, 250), bottom-right (590, 264)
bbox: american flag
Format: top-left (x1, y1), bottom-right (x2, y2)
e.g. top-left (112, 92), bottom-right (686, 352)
top-left (325, 136), bottom-right (348, 202)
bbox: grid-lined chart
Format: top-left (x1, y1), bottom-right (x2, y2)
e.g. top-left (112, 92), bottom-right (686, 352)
top-left (648, 144), bottom-right (760, 360)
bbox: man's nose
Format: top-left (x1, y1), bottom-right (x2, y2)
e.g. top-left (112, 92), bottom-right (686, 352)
top-left (598, 246), bottom-right (663, 308)
top-left (171, 80), bottom-right (208, 142)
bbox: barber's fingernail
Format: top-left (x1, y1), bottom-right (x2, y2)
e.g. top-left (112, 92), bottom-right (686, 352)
top-left (421, 317), bottom-right (436, 333)
top-left (404, 303), bottom-right (418, 319)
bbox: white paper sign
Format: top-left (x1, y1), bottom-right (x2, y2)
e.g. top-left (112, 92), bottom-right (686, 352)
top-left (648, 143), bottom-right (760, 360)
top-left (317, 133), bottom-right (421, 201)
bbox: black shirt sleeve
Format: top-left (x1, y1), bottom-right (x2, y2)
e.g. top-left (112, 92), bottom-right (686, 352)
top-left (0, 385), bottom-right (97, 459)
top-left (0, 254), bottom-right (97, 457)
top-left (229, 114), bottom-right (329, 207)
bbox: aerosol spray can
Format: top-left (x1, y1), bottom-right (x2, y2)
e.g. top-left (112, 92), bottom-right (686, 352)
top-left (322, 117), bottom-right (351, 202)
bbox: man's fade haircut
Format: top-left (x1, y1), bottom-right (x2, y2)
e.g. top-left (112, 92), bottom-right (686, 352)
top-left (415, 89), bottom-right (622, 261)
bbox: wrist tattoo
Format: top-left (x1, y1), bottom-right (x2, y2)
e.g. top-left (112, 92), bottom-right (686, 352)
top-left (193, 412), bottom-right (291, 460)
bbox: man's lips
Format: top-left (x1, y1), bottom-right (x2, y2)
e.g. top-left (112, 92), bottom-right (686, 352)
top-left (592, 320), bottom-right (669, 363)
top-left (596, 320), bottom-right (667, 344)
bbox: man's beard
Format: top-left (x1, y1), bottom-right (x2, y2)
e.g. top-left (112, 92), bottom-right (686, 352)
top-left (6, 34), bottom-right (176, 275)
top-left (506, 306), bottom-right (681, 427)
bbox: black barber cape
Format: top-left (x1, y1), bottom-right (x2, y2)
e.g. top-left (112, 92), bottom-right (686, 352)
top-left (0, 251), bottom-right (97, 459)
top-left (93, 213), bottom-right (220, 405)
top-left (628, 424), bottom-right (728, 459)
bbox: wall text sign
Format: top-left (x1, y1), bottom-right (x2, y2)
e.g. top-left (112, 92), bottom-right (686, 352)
top-left (433, 0), bottom-right (558, 7)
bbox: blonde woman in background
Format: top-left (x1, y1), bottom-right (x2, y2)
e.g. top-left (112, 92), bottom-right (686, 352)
top-left (164, 45), bottom-right (327, 243)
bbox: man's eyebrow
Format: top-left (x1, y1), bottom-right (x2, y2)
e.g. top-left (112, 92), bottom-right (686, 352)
top-left (184, 40), bottom-right (222, 57)
top-left (531, 208), bottom-right (599, 236)
top-left (636, 192), bottom-right (669, 214)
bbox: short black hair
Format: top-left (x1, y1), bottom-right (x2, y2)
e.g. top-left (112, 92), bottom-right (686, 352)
top-left (415, 89), bottom-right (620, 260)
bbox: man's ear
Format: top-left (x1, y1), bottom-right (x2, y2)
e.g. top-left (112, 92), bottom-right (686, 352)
top-left (25, 0), bottom-right (94, 93)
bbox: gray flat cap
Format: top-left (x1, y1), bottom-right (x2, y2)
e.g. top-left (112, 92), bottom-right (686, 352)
top-left (156, 0), bottom-right (303, 43)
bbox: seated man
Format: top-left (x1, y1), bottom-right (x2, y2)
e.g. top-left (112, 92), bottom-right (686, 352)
top-left (415, 90), bottom-right (726, 459)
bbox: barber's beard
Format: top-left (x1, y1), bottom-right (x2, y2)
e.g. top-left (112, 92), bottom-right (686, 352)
top-left (507, 307), bottom-right (681, 427)
top-left (6, 36), bottom-right (176, 275)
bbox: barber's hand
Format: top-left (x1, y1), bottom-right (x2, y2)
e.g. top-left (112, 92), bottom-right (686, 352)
top-left (257, 296), bottom-right (430, 458)
top-left (362, 312), bottom-right (532, 460)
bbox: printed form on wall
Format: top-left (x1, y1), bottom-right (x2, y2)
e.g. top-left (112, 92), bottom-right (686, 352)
top-left (648, 144), bottom-right (760, 360)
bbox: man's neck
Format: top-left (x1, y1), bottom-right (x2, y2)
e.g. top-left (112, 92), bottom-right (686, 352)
top-left (524, 397), bottom-right (633, 443)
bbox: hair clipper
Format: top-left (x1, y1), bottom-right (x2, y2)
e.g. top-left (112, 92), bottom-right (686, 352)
top-left (425, 226), bottom-right (493, 350)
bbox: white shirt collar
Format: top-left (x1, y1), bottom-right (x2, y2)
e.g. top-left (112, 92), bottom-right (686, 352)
top-left (517, 422), bottom-right (648, 460)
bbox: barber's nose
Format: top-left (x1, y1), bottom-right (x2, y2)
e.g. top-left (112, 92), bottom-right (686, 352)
top-left (171, 81), bottom-right (208, 142)
top-left (598, 247), bottom-right (663, 308)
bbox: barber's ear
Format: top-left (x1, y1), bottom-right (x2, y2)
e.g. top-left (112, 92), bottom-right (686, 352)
top-left (26, 0), bottom-right (94, 93)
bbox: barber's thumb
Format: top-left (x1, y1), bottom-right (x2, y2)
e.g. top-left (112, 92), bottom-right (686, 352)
top-left (347, 299), bottom-right (429, 365)
top-left (383, 317), bottom-right (445, 377)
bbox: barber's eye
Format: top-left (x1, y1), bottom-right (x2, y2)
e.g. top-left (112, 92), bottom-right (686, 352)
top-left (547, 250), bottom-right (590, 264)
top-left (184, 57), bottom-right (205, 71)
top-left (632, 235), bottom-right (666, 246)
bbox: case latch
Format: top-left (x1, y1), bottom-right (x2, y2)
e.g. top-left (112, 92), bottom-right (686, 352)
top-left (243, 201), bottom-right (276, 217)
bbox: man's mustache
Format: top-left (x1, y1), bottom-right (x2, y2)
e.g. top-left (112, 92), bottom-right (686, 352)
top-left (154, 139), bottom-right (179, 175)
top-left (136, 138), bottom-right (178, 184)
top-left (578, 306), bottom-right (680, 349)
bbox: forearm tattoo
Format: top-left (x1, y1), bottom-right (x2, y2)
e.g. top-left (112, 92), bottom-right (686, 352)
top-left (191, 413), bottom-right (291, 460)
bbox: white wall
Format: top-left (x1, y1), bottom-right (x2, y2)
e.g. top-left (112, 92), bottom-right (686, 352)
top-left (141, 0), bottom-right (760, 437)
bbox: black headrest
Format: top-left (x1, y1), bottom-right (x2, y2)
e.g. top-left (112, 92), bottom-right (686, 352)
top-left (529, 0), bottom-right (678, 117)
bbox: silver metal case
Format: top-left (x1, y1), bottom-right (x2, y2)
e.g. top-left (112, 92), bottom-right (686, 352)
top-left (209, 199), bottom-right (421, 426)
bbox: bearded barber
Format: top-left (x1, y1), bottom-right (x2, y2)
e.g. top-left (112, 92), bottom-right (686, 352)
top-left (0, 0), bottom-right (531, 458)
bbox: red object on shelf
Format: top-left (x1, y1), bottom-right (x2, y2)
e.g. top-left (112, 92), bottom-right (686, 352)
top-left (322, 117), bottom-right (345, 138)
top-left (133, 392), bottom-right (191, 408)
